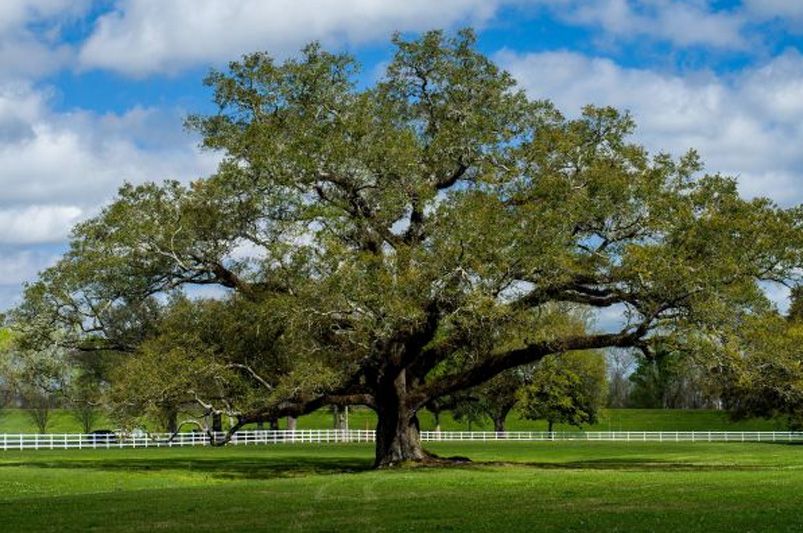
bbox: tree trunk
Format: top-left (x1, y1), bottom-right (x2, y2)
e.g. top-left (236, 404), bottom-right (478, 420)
top-left (492, 403), bottom-right (514, 433)
top-left (211, 412), bottom-right (223, 433)
top-left (548, 419), bottom-right (554, 433)
top-left (269, 418), bottom-right (279, 430)
top-left (286, 416), bottom-right (297, 431)
top-left (164, 407), bottom-right (178, 434)
top-left (333, 405), bottom-right (348, 431)
top-left (374, 369), bottom-right (428, 467)
top-left (256, 418), bottom-right (264, 430)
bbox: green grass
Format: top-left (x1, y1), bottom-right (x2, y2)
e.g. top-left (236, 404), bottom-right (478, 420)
top-left (0, 441), bottom-right (801, 531)
top-left (287, 407), bottom-right (785, 432)
top-left (0, 409), bottom-right (114, 434)
top-left (0, 407), bottom-right (784, 433)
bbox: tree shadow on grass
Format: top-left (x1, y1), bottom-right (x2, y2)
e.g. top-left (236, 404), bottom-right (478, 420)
top-left (476, 459), bottom-right (775, 472)
top-left (1, 441), bottom-right (798, 479)
top-left (0, 453), bottom-right (374, 480)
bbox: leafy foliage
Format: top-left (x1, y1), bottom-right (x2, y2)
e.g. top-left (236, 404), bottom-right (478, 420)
top-left (10, 29), bottom-right (803, 463)
top-left (517, 351), bottom-right (607, 431)
top-left (628, 345), bottom-right (718, 409)
top-left (719, 313), bottom-right (803, 429)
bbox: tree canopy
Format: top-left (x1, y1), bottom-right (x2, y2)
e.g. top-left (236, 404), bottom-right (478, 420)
top-left (13, 29), bottom-right (803, 466)
top-left (517, 350), bottom-right (607, 432)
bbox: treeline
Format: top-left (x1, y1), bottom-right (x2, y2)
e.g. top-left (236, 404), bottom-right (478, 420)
top-left (2, 308), bottom-right (799, 434)
top-left (607, 348), bottom-right (720, 410)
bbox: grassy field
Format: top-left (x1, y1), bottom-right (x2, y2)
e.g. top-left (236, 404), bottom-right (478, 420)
top-left (290, 407), bottom-right (786, 432)
top-left (0, 407), bottom-right (785, 433)
top-left (0, 441), bottom-right (801, 531)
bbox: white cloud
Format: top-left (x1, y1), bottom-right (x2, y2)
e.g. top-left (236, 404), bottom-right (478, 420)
top-left (498, 48), bottom-right (803, 205)
top-left (0, 83), bottom-right (219, 209)
top-left (528, 0), bottom-right (747, 49)
top-left (760, 281), bottom-right (791, 314)
top-left (743, 0), bottom-right (803, 24)
top-left (0, 205), bottom-right (82, 244)
top-left (0, 248), bottom-right (60, 285)
top-left (0, 83), bottom-right (219, 307)
top-left (0, 1), bottom-right (90, 80)
top-left (0, 0), bottom-right (86, 31)
top-left (78, 0), bottom-right (506, 76)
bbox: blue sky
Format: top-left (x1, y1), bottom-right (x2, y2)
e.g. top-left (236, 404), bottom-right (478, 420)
top-left (1, 0), bottom-right (802, 313)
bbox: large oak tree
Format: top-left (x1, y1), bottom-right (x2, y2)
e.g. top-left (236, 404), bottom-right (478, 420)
top-left (15, 29), bottom-right (803, 466)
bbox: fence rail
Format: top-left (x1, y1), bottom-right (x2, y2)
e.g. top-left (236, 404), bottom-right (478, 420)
top-left (2, 430), bottom-right (802, 451)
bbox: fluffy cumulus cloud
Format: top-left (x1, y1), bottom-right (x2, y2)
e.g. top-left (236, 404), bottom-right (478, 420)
top-left (1, 84), bottom-right (218, 201)
top-left (0, 83), bottom-right (218, 302)
top-left (78, 0), bottom-right (506, 75)
top-left (533, 0), bottom-right (747, 49)
top-left (0, 86), bottom-right (218, 208)
top-left (0, 0), bottom-right (89, 80)
top-left (499, 48), bottom-right (803, 206)
top-left (0, 206), bottom-right (81, 244)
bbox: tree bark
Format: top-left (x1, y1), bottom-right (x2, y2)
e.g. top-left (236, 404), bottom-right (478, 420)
top-left (164, 407), bottom-right (178, 434)
top-left (286, 416), bottom-right (297, 431)
top-left (492, 403), bottom-right (515, 433)
top-left (333, 405), bottom-right (348, 431)
top-left (374, 369), bottom-right (428, 467)
top-left (211, 412), bottom-right (223, 433)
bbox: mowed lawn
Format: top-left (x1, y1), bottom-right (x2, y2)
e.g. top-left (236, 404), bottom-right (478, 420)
top-left (0, 441), bottom-right (801, 532)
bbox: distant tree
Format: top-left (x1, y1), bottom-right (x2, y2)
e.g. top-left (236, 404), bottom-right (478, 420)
top-left (720, 312), bottom-right (803, 429)
top-left (476, 370), bottom-right (529, 432)
top-left (332, 405), bottom-right (348, 431)
top-left (606, 350), bottom-right (636, 408)
top-left (71, 401), bottom-right (100, 434)
top-left (451, 396), bottom-right (487, 432)
top-left (23, 389), bottom-right (55, 433)
top-left (450, 367), bottom-right (536, 433)
top-left (68, 378), bottom-right (103, 433)
top-left (424, 398), bottom-right (450, 432)
top-left (628, 345), bottom-right (717, 409)
top-left (0, 328), bottom-right (13, 415)
top-left (517, 351), bottom-right (607, 432)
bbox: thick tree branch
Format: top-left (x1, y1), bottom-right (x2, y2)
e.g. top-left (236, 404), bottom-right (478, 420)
top-left (407, 327), bottom-right (649, 410)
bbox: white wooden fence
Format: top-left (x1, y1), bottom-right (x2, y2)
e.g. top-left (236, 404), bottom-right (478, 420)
top-left (2, 430), bottom-right (802, 451)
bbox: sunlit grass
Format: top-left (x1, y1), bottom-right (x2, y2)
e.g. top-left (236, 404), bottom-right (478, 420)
top-left (0, 441), bottom-right (800, 532)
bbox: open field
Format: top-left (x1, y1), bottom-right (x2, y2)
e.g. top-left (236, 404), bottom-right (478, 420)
top-left (0, 441), bottom-right (801, 531)
top-left (0, 407), bottom-right (785, 433)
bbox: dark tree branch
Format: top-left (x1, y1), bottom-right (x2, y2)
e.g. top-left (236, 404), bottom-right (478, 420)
top-left (407, 326), bottom-right (649, 410)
